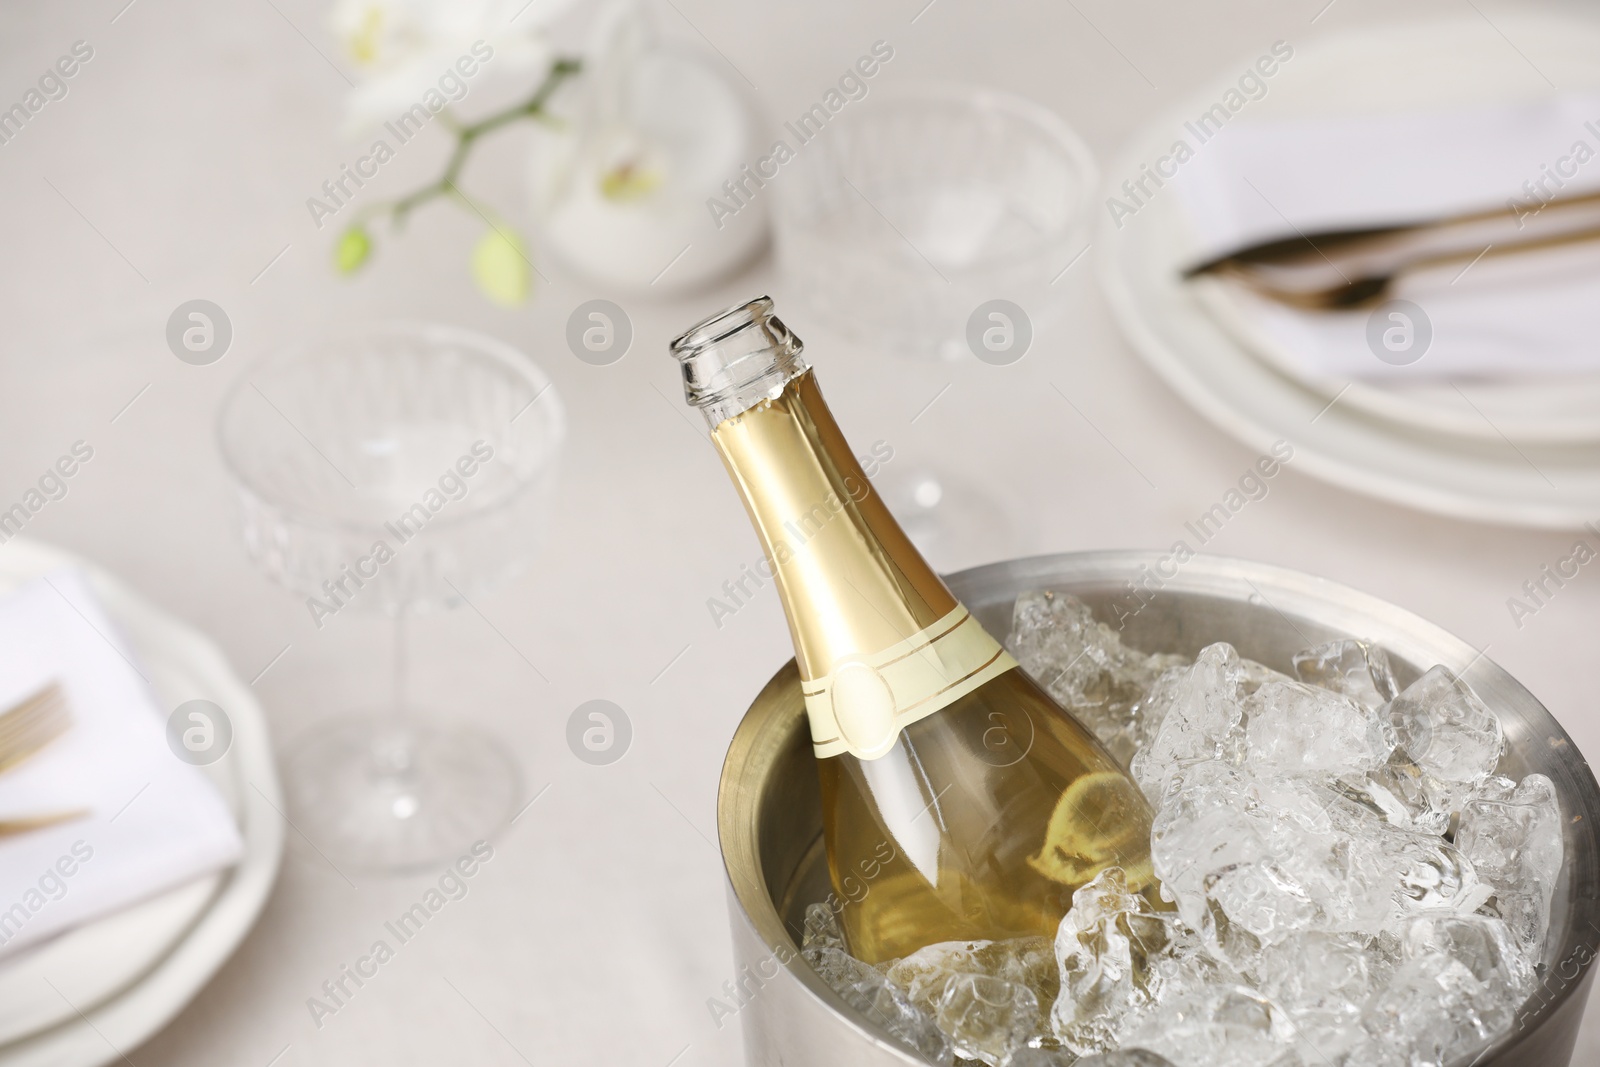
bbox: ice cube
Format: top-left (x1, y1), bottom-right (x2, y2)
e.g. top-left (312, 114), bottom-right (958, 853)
top-left (1153, 769), bottom-right (1399, 946)
top-left (1251, 932), bottom-right (1372, 1057)
top-left (1386, 666), bottom-right (1504, 785)
top-left (1476, 774), bottom-right (1517, 801)
top-left (1117, 984), bottom-right (1301, 1067)
top-left (1243, 679), bottom-right (1395, 774)
top-left (812, 947), bottom-right (947, 1062)
top-left (1402, 912), bottom-right (1536, 1001)
top-left (1131, 666), bottom-right (1184, 754)
top-left (1204, 855), bottom-right (1323, 948)
top-left (1292, 639), bottom-right (1399, 708)
top-left (1152, 771), bottom-right (1363, 942)
top-left (935, 973), bottom-right (1039, 1066)
top-left (1147, 764), bottom-right (1270, 934)
top-left (800, 905), bottom-right (955, 1064)
top-left (1237, 820), bottom-right (1393, 940)
top-left (1358, 952), bottom-right (1513, 1066)
top-left (1340, 757), bottom-right (1457, 836)
top-left (1456, 773), bottom-right (1564, 957)
top-left (1007, 1048), bottom-right (1080, 1067)
top-left (1393, 836), bottom-right (1489, 916)
top-left (1131, 644), bottom-right (1249, 799)
top-left (883, 941), bottom-right (987, 1014)
top-left (1069, 1051), bottom-right (1182, 1067)
top-left (842, 971), bottom-right (955, 1066)
top-left (800, 904), bottom-right (862, 988)
top-left (1264, 782), bottom-right (1468, 936)
top-left (970, 937), bottom-right (1060, 1007)
top-left (1006, 590), bottom-right (1189, 763)
top-left (802, 902), bottom-right (846, 952)
top-left (801, 938), bottom-right (877, 996)
top-left (882, 937), bottom-right (1059, 1047)
top-left (1050, 867), bottom-right (1184, 1054)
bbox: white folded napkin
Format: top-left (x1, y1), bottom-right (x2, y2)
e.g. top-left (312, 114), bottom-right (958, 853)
top-left (1170, 93), bottom-right (1600, 380)
top-left (0, 569), bottom-right (242, 960)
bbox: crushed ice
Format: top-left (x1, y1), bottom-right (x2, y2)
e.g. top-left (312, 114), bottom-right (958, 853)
top-left (799, 591), bottom-right (1563, 1067)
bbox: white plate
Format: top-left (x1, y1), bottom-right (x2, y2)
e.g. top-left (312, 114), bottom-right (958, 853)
top-left (1100, 13), bottom-right (1600, 528)
top-left (0, 539), bottom-right (283, 1066)
top-left (1179, 14), bottom-right (1600, 444)
top-left (0, 876), bottom-right (222, 1046)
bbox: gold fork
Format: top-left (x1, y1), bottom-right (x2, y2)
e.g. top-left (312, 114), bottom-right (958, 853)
top-left (0, 810), bottom-right (89, 837)
top-left (1186, 186), bottom-right (1600, 310)
top-left (0, 682), bottom-right (71, 773)
top-left (0, 682), bottom-right (87, 839)
top-left (1203, 222), bottom-right (1600, 310)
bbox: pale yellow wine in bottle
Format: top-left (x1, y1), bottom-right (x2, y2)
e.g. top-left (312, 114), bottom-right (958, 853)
top-left (672, 298), bottom-right (1155, 964)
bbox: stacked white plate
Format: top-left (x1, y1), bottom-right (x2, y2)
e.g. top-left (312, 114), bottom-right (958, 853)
top-left (1098, 13), bottom-right (1600, 529)
top-left (0, 540), bottom-right (282, 1066)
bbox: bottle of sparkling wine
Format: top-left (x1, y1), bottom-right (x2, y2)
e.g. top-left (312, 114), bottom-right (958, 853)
top-left (672, 297), bottom-right (1155, 963)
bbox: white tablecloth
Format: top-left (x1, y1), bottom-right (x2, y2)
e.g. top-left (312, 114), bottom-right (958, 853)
top-left (1, 0), bottom-right (1596, 1063)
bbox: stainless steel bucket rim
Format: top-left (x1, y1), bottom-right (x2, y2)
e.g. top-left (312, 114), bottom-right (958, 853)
top-left (717, 550), bottom-right (1600, 1066)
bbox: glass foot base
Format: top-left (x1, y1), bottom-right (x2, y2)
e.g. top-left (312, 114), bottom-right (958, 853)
top-left (283, 715), bottom-right (520, 875)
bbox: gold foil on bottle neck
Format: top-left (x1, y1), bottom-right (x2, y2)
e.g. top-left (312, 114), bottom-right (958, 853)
top-left (710, 371), bottom-right (1015, 759)
top-left (710, 371), bottom-right (953, 676)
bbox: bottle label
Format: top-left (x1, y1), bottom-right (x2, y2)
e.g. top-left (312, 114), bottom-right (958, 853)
top-left (802, 605), bottom-right (1019, 760)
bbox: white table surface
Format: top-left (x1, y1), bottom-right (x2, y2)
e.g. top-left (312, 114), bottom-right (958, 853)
top-left (2, 0), bottom-right (1598, 1064)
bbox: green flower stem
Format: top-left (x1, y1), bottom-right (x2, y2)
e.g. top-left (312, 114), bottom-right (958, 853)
top-left (357, 57), bottom-right (582, 229)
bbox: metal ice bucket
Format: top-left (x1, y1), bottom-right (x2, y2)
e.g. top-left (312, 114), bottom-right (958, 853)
top-left (717, 552), bottom-right (1600, 1067)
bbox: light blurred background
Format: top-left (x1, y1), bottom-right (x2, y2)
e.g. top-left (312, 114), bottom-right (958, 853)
top-left (1, 0), bottom-right (1598, 1064)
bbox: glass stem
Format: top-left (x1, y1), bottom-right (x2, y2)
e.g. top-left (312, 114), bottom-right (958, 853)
top-left (394, 602), bottom-right (408, 716)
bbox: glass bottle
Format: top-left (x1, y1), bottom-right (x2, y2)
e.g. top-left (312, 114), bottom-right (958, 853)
top-left (672, 297), bottom-right (1154, 963)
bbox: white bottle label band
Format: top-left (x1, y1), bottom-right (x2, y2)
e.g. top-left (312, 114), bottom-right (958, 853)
top-left (801, 606), bottom-right (1019, 760)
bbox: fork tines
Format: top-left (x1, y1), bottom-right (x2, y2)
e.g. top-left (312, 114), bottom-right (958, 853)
top-left (0, 682), bottom-right (72, 773)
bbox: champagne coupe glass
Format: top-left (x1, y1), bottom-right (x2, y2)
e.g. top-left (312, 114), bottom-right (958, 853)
top-left (773, 83), bottom-right (1096, 568)
top-left (218, 323), bottom-right (564, 872)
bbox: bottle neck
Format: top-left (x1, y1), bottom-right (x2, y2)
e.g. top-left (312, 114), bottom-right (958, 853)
top-left (709, 368), bottom-right (957, 681)
top-left (675, 297), bottom-right (1016, 760)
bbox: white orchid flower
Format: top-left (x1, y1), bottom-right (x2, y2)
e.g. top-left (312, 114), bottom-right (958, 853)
top-left (331, 0), bottom-right (579, 128)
